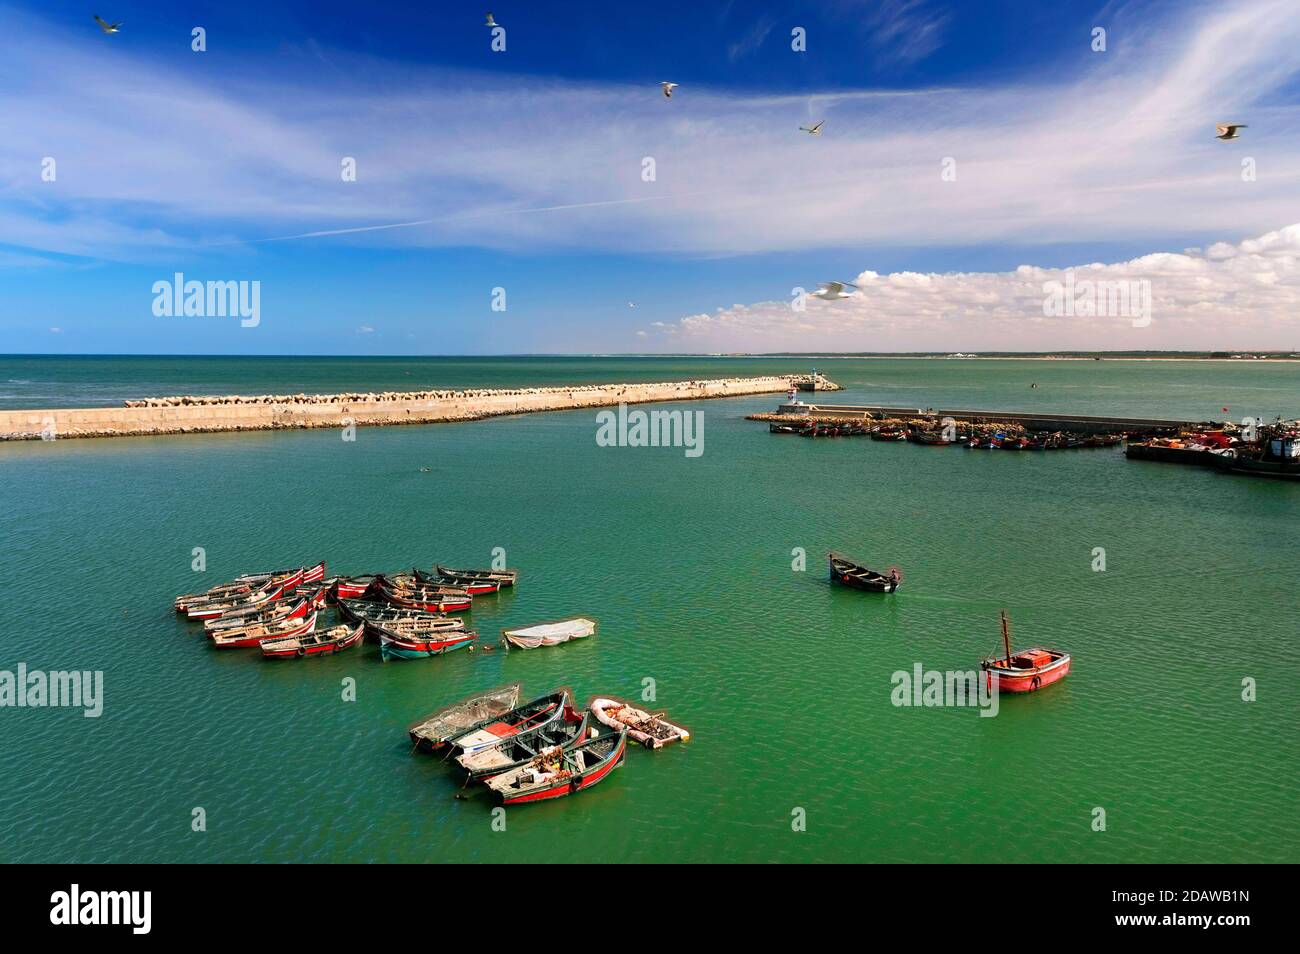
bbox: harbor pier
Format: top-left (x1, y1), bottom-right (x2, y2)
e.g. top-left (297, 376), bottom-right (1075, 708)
top-left (762, 402), bottom-right (1197, 435)
top-left (0, 374), bottom-right (839, 442)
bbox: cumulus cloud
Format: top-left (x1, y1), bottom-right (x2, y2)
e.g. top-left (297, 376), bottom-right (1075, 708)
top-left (648, 223), bottom-right (1300, 350)
top-left (1, 0), bottom-right (1299, 263)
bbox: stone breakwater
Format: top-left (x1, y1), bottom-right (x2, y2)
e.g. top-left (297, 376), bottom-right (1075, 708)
top-left (0, 374), bottom-right (839, 441)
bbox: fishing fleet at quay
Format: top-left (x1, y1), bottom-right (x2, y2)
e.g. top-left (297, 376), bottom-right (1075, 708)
top-left (174, 563), bottom-right (690, 807)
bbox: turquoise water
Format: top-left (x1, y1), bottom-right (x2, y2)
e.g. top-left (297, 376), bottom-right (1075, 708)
top-left (1, 357), bottom-right (1296, 862)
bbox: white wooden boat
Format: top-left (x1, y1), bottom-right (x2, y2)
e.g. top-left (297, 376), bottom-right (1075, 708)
top-left (590, 697), bottom-right (691, 749)
top-left (502, 617), bottom-right (596, 650)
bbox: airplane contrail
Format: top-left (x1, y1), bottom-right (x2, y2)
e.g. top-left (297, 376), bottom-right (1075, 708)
top-left (216, 192), bottom-right (711, 246)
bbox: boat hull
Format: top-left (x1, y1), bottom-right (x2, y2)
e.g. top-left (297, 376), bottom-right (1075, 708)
top-left (828, 554), bottom-right (900, 593)
top-left (379, 630), bottom-right (475, 660)
top-left (982, 654), bottom-right (1071, 693)
top-left (498, 731), bottom-right (627, 805)
top-left (210, 611), bottom-right (318, 649)
top-left (378, 586), bottom-right (472, 613)
top-left (590, 697), bottom-right (690, 749)
top-left (260, 622), bottom-right (364, 659)
top-left (407, 684), bottom-right (522, 753)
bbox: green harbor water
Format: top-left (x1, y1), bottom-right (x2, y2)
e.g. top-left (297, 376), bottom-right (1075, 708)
top-left (1, 356), bottom-right (1296, 863)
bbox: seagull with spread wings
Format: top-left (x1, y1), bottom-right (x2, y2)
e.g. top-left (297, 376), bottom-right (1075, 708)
top-left (661, 82), bottom-right (679, 98)
top-left (799, 120), bottom-right (825, 136)
top-left (93, 14), bottom-right (121, 34)
top-left (1215, 123), bottom-right (1247, 140)
top-left (812, 281), bottom-right (858, 300)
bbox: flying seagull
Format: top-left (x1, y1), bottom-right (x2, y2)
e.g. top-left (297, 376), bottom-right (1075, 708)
top-left (627, 302), bottom-right (637, 309)
top-left (812, 281), bottom-right (858, 300)
top-left (661, 82), bottom-right (679, 98)
top-left (1215, 123), bottom-right (1247, 140)
top-left (93, 14), bottom-right (121, 34)
top-left (485, 12), bottom-right (497, 27)
top-left (799, 121), bottom-right (825, 136)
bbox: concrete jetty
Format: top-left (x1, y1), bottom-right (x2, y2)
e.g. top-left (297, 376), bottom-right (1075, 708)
top-left (757, 401), bottom-right (1198, 435)
top-left (0, 374), bottom-right (840, 442)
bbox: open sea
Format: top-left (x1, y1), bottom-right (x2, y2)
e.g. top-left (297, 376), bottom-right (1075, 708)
top-left (1, 355), bottom-right (1296, 863)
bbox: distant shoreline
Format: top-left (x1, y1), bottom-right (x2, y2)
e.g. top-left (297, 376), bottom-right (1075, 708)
top-left (3, 352), bottom-right (1297, 362)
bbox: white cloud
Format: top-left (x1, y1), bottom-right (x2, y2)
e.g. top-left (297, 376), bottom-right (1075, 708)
top-left (648, 223), bottom-right (1300, 350)
top-left (356, 325), bottom-right (374, 334)
top-left (0, 1), bottom-right (1298, 263)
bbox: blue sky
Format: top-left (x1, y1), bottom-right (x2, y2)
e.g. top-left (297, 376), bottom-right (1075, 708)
top-left (2, 0), bottom-right (1299, 353)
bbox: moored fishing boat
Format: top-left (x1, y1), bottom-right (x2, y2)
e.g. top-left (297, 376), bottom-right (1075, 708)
top-left (176, 579), bottom-right (262, 613)
top-left (184, 571), bottom-right (302, 620)
top-left (369, 614), bottom-right (466, 638)
top-left (1221, 430), bottom-right (1300, 480)
top-left (828, 552), bottom-right (901, 593)
top-left (502, 617), bottom-right (596, 650)
top-left (376, 625), bottom-right (477, 660)
top-left (435, 564), bottom-right (518, 586)
top-left (203, 594), bottom-right (310, 632)
top-left (456, 705), bottom-right (590, 781)
top-left (338, 598), bottom-right (464, 633)
top-left (296, 561), bottom-right (327, 585)
top-left (870, 428), bottom-right (907, 441)
top-left (980, 610), bottom-right (1071, 693)
top-left (174, 563), bottom-right (318, 612)
top-left (446, 690), bottom-right (571, 755)
top-left (413, 567), bottom-right (505, 594)
top-left (408, 684), bottom-right (522, 752)
top-left (484, 726), bottom-right (628, 806)
top-left (590, 697), bottom-right (690, 749)
top-left (260, 621), bottom-right (364, 659)
top-left (432, 564), bottom-right (518, 588)
top-left (907, 429), bottom-right (952, 446)
top-left (210, 611), bottom-right (318, 650)
top-left (377, 583), bottom-right (473, 613)
top-left (333, 574), bottom-right (379, 600)
top-left (380, 573), bottom-right (469, 594)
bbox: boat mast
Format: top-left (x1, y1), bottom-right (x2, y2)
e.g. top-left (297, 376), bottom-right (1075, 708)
top-left (1000, 610), bottom-right (1011, 663)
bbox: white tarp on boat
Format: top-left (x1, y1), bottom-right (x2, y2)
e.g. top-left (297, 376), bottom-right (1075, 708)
top-left (503, 617), bottom-right (596, 649)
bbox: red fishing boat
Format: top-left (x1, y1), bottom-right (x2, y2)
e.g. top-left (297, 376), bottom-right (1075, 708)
top-left (375, 625), bottom-right (477, 660)
top-left (484, 726), bottom-right (628, 806)
top-left (413, 567), bottom-right (506, 594)
top-left (297, 561), bottom-right (326, 585)
top-left (980, 610), bottom-right (1071, 693)
top-left (334, 574), bottom-right (379, 600)
top-left (260, 621), bottom-right (365, 659)
top-left (203, 594), bottom-right (310, 633)
top-left (210, 611), bottom-right (319, 650)
top-left (375, 579), bottom-right (472, 613)
top-left (174, 564), bottom-right (312, 613)
top-left (184, 569), bottom-right (304, 620)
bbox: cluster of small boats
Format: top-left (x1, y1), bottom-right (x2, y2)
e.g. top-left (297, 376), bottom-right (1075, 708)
top-left (408, 685), bottom-right (689, 805)
top-left (174, 562), bottom-right (520, 659)
top-left (828, 552), bottom-right (1071, 693)
top-left (772, 419), bottom-right (1124, 449)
